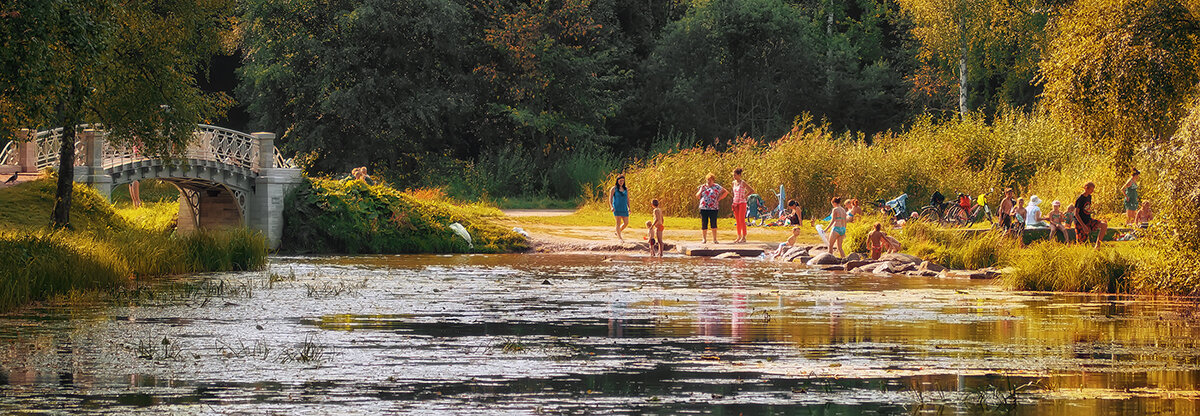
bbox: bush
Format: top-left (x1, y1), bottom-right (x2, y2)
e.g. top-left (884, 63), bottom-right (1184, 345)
top-left (282, 178), bottom-right (528, 254)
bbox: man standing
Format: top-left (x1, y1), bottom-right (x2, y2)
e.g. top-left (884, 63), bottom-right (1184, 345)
top-left (999, 188), bottom-right (1015, 234)
top-left (1074, 182), bottom-right (1108, 249)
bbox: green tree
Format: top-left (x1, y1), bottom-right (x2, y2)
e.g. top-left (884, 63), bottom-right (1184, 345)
top-left (638, 0), bottom-right (908, 142)
top-left (1039, 0), bottom-right (1200, 166)
top-left (475, 0), bottom-right (626, 158)
top-left (898, 0), bottom-right (1053, 115)
top-left (0, 0), bottom-right (233, 228)
top-left (239, 0), bottom-right (479, 177)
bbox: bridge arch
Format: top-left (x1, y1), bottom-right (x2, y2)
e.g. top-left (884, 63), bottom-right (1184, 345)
top-left (0, 125), bottom-right (302, 248)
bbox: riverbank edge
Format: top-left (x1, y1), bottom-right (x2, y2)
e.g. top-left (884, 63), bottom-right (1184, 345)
top-left (0, 179), bottom-right (269, 313)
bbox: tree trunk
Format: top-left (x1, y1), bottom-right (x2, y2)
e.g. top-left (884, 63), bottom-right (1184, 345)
top-left (958, 52), bottom-right (968, 115)
top-left (51, 112), bottom-right (78, 229)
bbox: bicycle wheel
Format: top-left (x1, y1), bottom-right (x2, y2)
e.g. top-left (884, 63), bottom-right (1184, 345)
top-left (919, 206), bottom-right (942, 224)
top-left (944, 206), bottom-right (965, 227)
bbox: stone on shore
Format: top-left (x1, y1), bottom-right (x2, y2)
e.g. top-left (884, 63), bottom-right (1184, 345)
top-left (843, 260), bottom-right (875, 271)
top-left (918, 261), bottom-right (946, 273)
top-left (714, 252), bottom-right (741, 259)
top-left (844, 252), bottom-right (865, 262)
top-left (807, 253), bottom-right (841, 266)
top-left (781, 246), bottom-right (809, 262)
top-left (879, 253), bottom-right (922, 265)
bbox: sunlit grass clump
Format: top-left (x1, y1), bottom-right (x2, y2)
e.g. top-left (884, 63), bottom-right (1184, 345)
top-left (282, 178), bottom-right (528, 254)
top-left (603, 112), bottom-right (1129, 219)
top-left (0, 177), bottom-right (269, 312)
top-left (1001, 243), bottom-right (1141, 293)
top-left (0, 231), bottom-right (129, 311)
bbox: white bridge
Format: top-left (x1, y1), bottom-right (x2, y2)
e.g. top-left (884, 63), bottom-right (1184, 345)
top-left (0, 125), bottom-right (303, 248)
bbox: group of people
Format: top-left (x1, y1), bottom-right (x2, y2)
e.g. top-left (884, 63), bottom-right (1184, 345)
top-left (608, 167), bottom-right (1151, 258)
top-left (610, 168), bottom-right (902, 260)
top-left (995, 170), bottom-right (1152, 248)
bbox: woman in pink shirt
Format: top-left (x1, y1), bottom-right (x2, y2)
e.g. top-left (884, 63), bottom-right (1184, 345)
top-left (730, 168), bottom-right (755, 243)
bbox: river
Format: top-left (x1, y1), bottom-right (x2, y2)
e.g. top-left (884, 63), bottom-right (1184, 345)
top-left (2, 254), bottom-right (1199, 414)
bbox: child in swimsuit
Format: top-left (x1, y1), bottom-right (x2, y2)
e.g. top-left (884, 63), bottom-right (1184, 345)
top-left (867, 222), bottom-right (885, 260)
top-left (825, 197), bottom-right (848, 258)
top-left (1046, 200), bottom-right (1068, 242)
top-left (645, 221), bottom-right (661, 257)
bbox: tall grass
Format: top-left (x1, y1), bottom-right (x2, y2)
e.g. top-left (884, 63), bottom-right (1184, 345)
top-left (0, 231), bottom-right (129, 311)
top-left (1001, 243), bottom-right (1140, 293)
top-left (282, 178), bottom-right (528, 254)
top-left (0, 178), bottom-right (269, 311)
top-left (603, 112), bottom-right (1129, 219)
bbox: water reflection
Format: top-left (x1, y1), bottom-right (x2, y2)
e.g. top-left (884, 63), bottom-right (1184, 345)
top-left (0, 254), bottom-right (1198, 414)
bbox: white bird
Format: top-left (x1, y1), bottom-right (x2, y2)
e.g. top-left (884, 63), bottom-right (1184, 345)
top-left (449, 223), bottom-right (473, 249)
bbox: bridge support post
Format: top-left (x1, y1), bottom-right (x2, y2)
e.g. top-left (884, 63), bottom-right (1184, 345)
top-left (74, 129), bottom-right (112, 198)
top-left (246, 132), bottom-right (302, 250)
top-left (14, 129), bottom-right (37, 173)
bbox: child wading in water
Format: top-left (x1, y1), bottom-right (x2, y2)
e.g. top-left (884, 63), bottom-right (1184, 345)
top-left (825, 197), bottom-right (848, 258)
top-left (651, 199), bottom-right (665, 256)
top-left (645, 221), bottom-right (662, 257)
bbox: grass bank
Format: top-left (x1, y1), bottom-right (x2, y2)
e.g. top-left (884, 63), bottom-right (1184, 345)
top-left (282, 178), bottom-right (528, 254)
top-left (0, 178), bottom-right (268, 312)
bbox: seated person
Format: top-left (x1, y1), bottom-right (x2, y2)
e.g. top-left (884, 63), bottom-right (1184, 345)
top-left (1136, 202), bottom-right (1153, 228)
top-left (1045, 200), bottom-right (1069, 242)
top-left (1024, 195), bottom-right (1046, 228)
top-left (1063, 204), bottom-right (1076, 229)
top-left (770, 227), bottom-right (803, 258)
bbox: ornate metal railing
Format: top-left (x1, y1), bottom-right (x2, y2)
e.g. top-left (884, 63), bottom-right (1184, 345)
top-left (0, 124), bottom-right (294, 172)
top-left (0, 140), bottom-right (14, 166)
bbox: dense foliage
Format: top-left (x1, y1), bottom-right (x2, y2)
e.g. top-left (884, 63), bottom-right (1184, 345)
top-left (281, 178), bottom-right (528, 254)
top-left (237, 0), bottom-right (919, 196)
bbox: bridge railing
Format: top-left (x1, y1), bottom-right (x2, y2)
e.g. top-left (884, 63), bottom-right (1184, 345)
top-left (0, 125), bottom-right (294, 172)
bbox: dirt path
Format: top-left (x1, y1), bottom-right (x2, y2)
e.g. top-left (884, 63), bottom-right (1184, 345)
top-left (500, 210), bottom-right (816, 254)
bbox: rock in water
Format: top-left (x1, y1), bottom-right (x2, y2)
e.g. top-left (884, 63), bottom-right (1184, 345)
top-left (918, 261), bottom-right (946, 273)
top-left (879, 253), bottom-right (921, 265)
top-left (843, 260), bottom-right (874, 271)
top-left (806, 253), bottom-right (841, 266)
top-left (714, 252), bottom-right (741, 259)
top-left (844, 252), bottom-right (865, 262)
top-left (781, 246), bottom-right (809, 262)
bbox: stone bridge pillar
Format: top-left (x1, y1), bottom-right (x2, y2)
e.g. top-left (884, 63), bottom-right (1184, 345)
top-left (246, 132), bottom-right (303, 250)
top-left (14, 129), bottom-right (37, 173)
top-left (74, 129), bottom-right (113, 198)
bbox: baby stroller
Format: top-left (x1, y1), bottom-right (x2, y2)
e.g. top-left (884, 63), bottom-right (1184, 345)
top-left (746, 194), bottom-right (773, 226)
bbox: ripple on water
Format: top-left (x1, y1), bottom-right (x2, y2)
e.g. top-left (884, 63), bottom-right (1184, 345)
top-left (3, 253), bottom-right (1200, 414)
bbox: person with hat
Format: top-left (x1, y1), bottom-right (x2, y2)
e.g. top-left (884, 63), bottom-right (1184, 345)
top-left (1045, 200), bottom-right (1069, 242)
top-left (1024, 195), bottom-right (1046, 228)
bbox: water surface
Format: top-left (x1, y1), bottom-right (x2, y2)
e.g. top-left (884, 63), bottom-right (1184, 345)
top-left (2, 254), bottom-right (1199, 414)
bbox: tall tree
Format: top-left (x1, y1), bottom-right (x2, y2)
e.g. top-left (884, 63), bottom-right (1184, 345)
top-left (0, 0), bottom-right (233, 228)
top-left (898, 0), bottom-right (1053, 115)
top-left (475, 0), bottom-right (625, 158)
top-left (1039, 0), bottom-right (1200, 167)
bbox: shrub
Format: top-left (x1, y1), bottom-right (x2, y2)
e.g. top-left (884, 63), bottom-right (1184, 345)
top-left (282, 178), bottom-right (527, 254)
